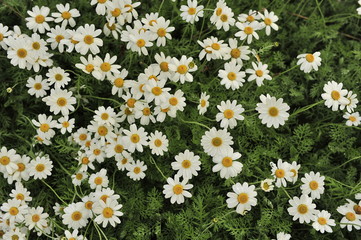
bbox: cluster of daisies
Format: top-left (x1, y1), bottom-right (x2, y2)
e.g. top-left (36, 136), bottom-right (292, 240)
top-left (1, 0), bottom-right (361, 239)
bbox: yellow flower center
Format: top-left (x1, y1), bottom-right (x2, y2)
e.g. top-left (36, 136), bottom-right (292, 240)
top-left (152, 86), bottom-right (163, 96)
top-left (55, 35), bottom-right (64, 43)
top-left (17, 48), bottom-right (27, 58)
top-left (148, 75), bottom-right (158, 81)
top-left (237, 193), bottom-right (249, 204)
top-left (262, 182), bottom-right (270, 190)
top-left (264, 18), bottom-right (272, 25)
top-left (121, 158), bottom-right (128, 164)
top-left (57, 97), bottom-right (67, 107)
top-left (62, 121), bottom-right (69, 128)
top-left (331, 90), bottom-right (340, 100)
top-left (86, 64), bottom-right (94, 72)
top-left (55, 74), bottom-right (63, 81)
top-left (75, 173), bottom-right (83, 180)
top-left (216, 8), bottom-right (222, 16)
top-left (255, 70), bottom-right (263, 77)
top-left (17, 163), bottom-right (25, 172)
top-left (349, 116), bottom-right (357, 122)
top-left (247, 15), bottom-right (255, 22)
top-left (32, 42), bottom-right (41, 50)
top-left (346, 212), bottom-right (356, 221)
top-left (177, 65), bottom-right (188, 74)
top-left (97, 126), bottom-right (108, 136)
top-left (160, 62), bottom-right (169, 72)
top-left (98, 0), bottom-right (107, 3)
top-left (169, 97), bottom-right (178, 106)
top-left (136, 39), bottom-right (145, 47)
top-left (268, 107), bottom-right (279, 117)
top-left (71, 211), bottom-right (82, 221)
top-left (35, 15), bottom-right (45, 23)
top-left (231, 48), bottom-right (241, 58)
top-left (32, 214), bottom-right (40, 222)
top-left (188, 7), bottom-right (196, 15)
top-left (93, 149), bottom-right (101, 156)
top-left (244, 27), bottom-right (253, 35)
top-left (211, 137), bottom-right (222, 147)
top-left (157, 28), bottom-right (166, 37)
top-left (222, 157), bottom-right (233, 167)
top-left (127, 98), bottom-right (136, 108)
top-left (0, 33), bottom-right (3, 41)
top-left (317, 217), bottom-right (327, 225)
top-left (35, 164), bottom-right (45, 172)
top-left (275, 169), bottom-right (285, 178)
top-left (114, 78), bottom-right (124, 87)
top-left (223, 109), bottom-right (234, 119)
top-left (103, 207), bottom-right (114, 218)
top-left (111, 8), bottom-right (121, 17)
top-left (211, 43), bottom-right (220, 50)
top-left (61, 11), bottom-right (71, 19)
top-left (220, 14), bottom-right (228, 22)
top-left (182, 160), bottom-right (191, 168)
top-left (114, 144), bottom-right (124, 153)
top-left (84, 35), bottom-right (94, 45)
top-left (79, 133), bottom-right (87, 141)
top-left (290, 169), bottom-right (297, 177)
top-left (154, 139), bottom-right (162, 147)
top-left (124, 4), bottom-right (133, 12)
top-left (81, 157), bottom-right (89, 164)
top-left (200, 99), bottom-right (207, 107)
top-left (142, 107), bottom-right (151, 116)
top-left (16, 193), bottom-right (24, 200)
top-left (297, 204), bottom-right (308, 214)
top-left (227, 72), bottom-right (236, 81)
top-left (309, 180), bottom-right (319, 190)
top-left (173, 184), bottom-right (183, 195)
top-left (9, 207), bottom-right (19, 216)
top-left (94, 176), bottom-right (103, 185)
top-left (106, 23), bottom-right (116, 31)
top-left (101, 113), bottom-right (109, 120)
top-left (100, 62), bottom-right (111, 72)
top-left (40, 123), bottom-right (50, 132)
top-left (149, 20), bottom-right (157, 26)
top-left (305, 54), bottom-right (314, 62)
top-left (131, 134), bottom-right (140, 143)
top-left (85, 201), bottom-right (93, 210)
top-left (133, 167), bottom-right (141, 174)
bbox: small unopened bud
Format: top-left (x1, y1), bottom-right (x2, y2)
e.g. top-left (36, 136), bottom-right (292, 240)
top-left (6, 87), bottom-right (13, 93)
top-left (274, 42), bottom-right (279, 47)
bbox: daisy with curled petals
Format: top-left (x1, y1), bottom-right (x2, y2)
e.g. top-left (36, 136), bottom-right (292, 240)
top-left (235, 21), bottom-right (261, 44)
top-left (149, 17), bottom-right (175, 47)
top-left (337, 204), bottom-right (361, 231)
top-left (169, 55), bottom-right (197, 84)
top-left (300, 171), bottom-right (325, 199)
top-left (29, 155), bottom-right (53, 180)
top-left (108, 69), bottom-right (131, 97)
top-left (1, 199), bottom-right (28, 223)
top-left (321, 81), bottom-right (349, 111)
top-left (42, 88), bottom-right (76, 116)
top-left (72, 171), bottom-right (87, 186)
top-left (0, 23), bottom-right (12, 50)
top-left (296, 52), bottom-right (322, 73)
top-left (289, 161), bottom-right (301, 184)
top-left (105, 137), bottom-right (127, 160)
top-left (144, 79), bottom-right (171, 105)
top-left (64, 229), bottom-right (86, 240)
top-left (73, 24), bottom-right (103, 55)
top-left (128, 30), bottom-right (153, 55)
top-left (201, 127), bottom-right (233, 157)
top-left (10, 182), bottom-right (32, 204)
top-left (0, 147), bottom-right (21, 175)
top-left (141, 12), bottom-right (159, 28)
top-left (57, 115), bottom-right (75, 134)
top-left (213, 6), bottom-right (235, 31)
top-left (171, 150), bottom-right (201, 180)
top-left (52, 3), bottom-right (80, 28)
top-left (5, 37), bottom-right (35, 69)
top-left (62, 202), bottom-right (89, 230)
top-left (103, 22), bottom-right (122, 39)
top-left (312, 210), bottom-right (336, 233)
top-left (8, 155), bottom-right (31, 183)
top-left (126, 160), bottom-right (147, 181)
top-left (77, 152), bottom-right (95, 172)
top-left (122, 124), bottom-right (148, 153)
top-left (32, 114), bottom-right (57, 140)
top-left (218, 60), bottom-right (246, 90)
top-left (87, 139), bottom-right (106, 163)
top-left (89, 169), bottom-right (109, 190)
top-left (26, 75), bottom-right (49, 98)
top-left (224, 38), bottom-right (251, 65)
top-left (116, 152), bottom-right (134, 171)
top-left (238, 9), bottom-right (261, 23)
top-left (246, 62), bottom-right (272, 86)
top-left (343, 112), bottom-right (360, 126)
top-left (260, 179), bottom-right (274, 192)
top-left (216, 100), bottom-right (245, 129)
top-left (255, 94), bottom-right (290, 128)
top-left (73, 127), bottom-right (91, 146)
top-left (165, 89), bottom-right (187, 113)
top-left (163, 175), bottom-right (193, 204)
top-left (118, 104), bottom-right (136, 124)
top-left (26, 6), bottom-right (53, 33)
top-left (25, 206), bottom-right (49, 231)
top-left (148, 131), bottom-right (169, 156)
top-left (90, 0), bottom-right (112, 15)
top-left (75, 55), bottom-right (97, 77)
top-left (154, 52), bottom-right (172, 80)
top-left (93, 53), bottom-right (121, 81)
top-left (198, 92), bottom-right (210, 115)
top-left (123, 0), bottom-right (141, 23)
top-left (46, 67), bottom-right (71, 89)
top-left (88, 120), bottom-right (117, 145)
top-left (270, 159), bottom-right (292, 187)
top-left (94, 106), bottom-right (117, 126)
top-left (259, 9), bottom-right (279, 36)
top-left (341, 90), bottom-right (358, 113)
top-left (93, 198), bottom-right (123, 227)
top-left (287, 195), bottom-right (317, 224)
top-left (198, 36), bottom-right (230, 61)
top-left (46, 26), bottom-right (71, 53)
top-left (134, 102), bottom-right (156, 125)
top-left (180, 0), bottom-right (204, 24)
top-left (226, 182), bottom-right (257, 215)
top-left (212, 148), bottom-right (243, 179)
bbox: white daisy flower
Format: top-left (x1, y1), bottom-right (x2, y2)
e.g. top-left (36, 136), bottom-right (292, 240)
top-left (237, 9), bottom-right (261, 23)
top-left (75, 54), bottom-right (97, 77)
top-left (5, 36), bottom-right (35, 69)
top-left (312, 210), bottom-right (336, 233)
top-left (274, 232), bottom-right (291, 240)
top-left (260, 179), bottom-right (274, 192)
top-left (216, 100), bottom-right (245, 129)
top-left (0, 23), bottom-right (12, 50)
top-left (62, 202), bottom-right (89, 230)
top-left (122, 124), bottom-right (148, 153)
top-left (246, 61), bottom-right (272, 86)
top-left (25, 206), bottom-right (49, 231)
top-left (1, 199), bottom-right (28, 223)
top-left (93, 198), bottom-right (123, 228)
top-left (341, 90), bottom-right (358, 113)
top-left (77, 152), bottom-right (95, 172)
top-left (321, 81), bottom-right (349, 111)
top-left (224, 38), bottom-right (251, 65)
top-left (118, 104), bottom-right (136, 124)
top-left (126, 160), bottom-right (147, 181)
top-left (90, 0), bottom-right (113, 15)
top-left (7, 155), bottom-right (31, 183)
top-left (271, 159), bottom-right (292, 187)
top-left (148, 131), bottom-right (169, 156)
top-left (169, 55), bottom-right (197, 84)
top-left (116, 152), bottom-right (134, 171)
top-left (337, 205), bottom-right (361, 231)
top-left (29, 32), bottom-right (48, 53)
top-left (123, 0), bottom-right (141, 23)
top-left (64, 229), bottom-right (86, 240)
top-left (226, 182), bottom-right (257, 215)
top-left (212, 148), bottom-right (243, 179)
top-left (126, 30), bottom-right (153, 55)
top-left (289, 161), bottom-right (301, 184)
top-left (94, 106), bottom-right (117, 126)
top-left (149, 17), bottom-right (175, 47)
top-left (218, 60), bottom-right (246, 90)
top-left (134, 102), bottom-right (156, 125)
top-left (108, 69), bottom-right (131, 97)
top-left (235, 21), bottom-right (261, 44)
top-left (71, 171), bottom-right (88, 186)
top-left (89, 169), bottom-right (109, 190)
top-left (255, 94), bottom-right (290, 128)
top-left (154, 52), bottom-right (172, 80)
top-left (26, 75), bottom-right (49, 98)
top-left (57, 115), bottom-right (75, 134)
top-left (29, 156), bottom-right (53, 180)
top-left (259, 9), bottom-right (279, 35)
top-left (212, 6), bottom-right (235, 31)
top-left (106, 1), bottom-right (128, 25)
top-left (103, 22), bottom-right (122, 39)
top-left (141, 12), bottom-right (159, 28)
top-left (93, 53), bottom-right (121, 81)
top-left (46, 25), bottom-right (71, 53)
top-left (87, 120), bottom-right (116, 145)
top-left (287, 195), bottom-right (317, 224)
top-left (180, 0), bottom-right (204, 24)
top-left (25, 6), bottom-right (53, 33)
top-left (300, 171), bottom-right (325, 199)
top-left (296, 52), bottom-right (322, 73)
top-left (46, 67), bottom-right (71, 89)
top-left (210, 0), bottom-right (227, 25)
top-left (163, 175), bottom-right (193, 204)
top-left (9, 182), bottom-right (32, 204)
top-left (171, 150), bottom-right (201, 180)
top-left (86, 139), bottom-right (106, 163)
top-left (52, 3), bottom-right (80, 28)
top-left (73, 127), bottom-right (91, 146)
top-left (106, 138), bottom-right (127, 161)
top-left (198, 92), bottom-right (210, 115)
top-left (73, 24), bottom-right (103, 55)
top-left (0, 147), bottom-right (21, 174)
top-left (165, 89), bottom-right (187, 113)
top-left (201, 127), bottom-right (233, 157)
top-left (42, 88), bottom-right (76, 116)
top-left (32, 114), bottom-right (57, 140)
top-left (198, 36), bottom-right (230, 61)
top-left (343, 112), bottom-right (360, 126)
top-left (3, 228), bottom-right (26, 240)
top-left (144, 79), bottom-right (171, 105)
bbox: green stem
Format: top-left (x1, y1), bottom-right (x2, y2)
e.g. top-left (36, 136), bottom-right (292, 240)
top-left (41, 180), bottom-right (67, 205)
top-left (326, 176), bottom-right (354, 189)
top-left (179, 118), bottom-right (210, 130)
top-left (273, 65), bottom-right (298, 79)
top-left (83, 95), bottom-right (122, 106)
top-left (150, 156), bottom-right (167, 180)
top-left (290, 100), bottom-right (324, 118)
top-left (323, 156), bottom-right (361, 173)
top-left (282, 187), bottom-right (292, 200)
top-left (23, 115), bottom-right (37, 130)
